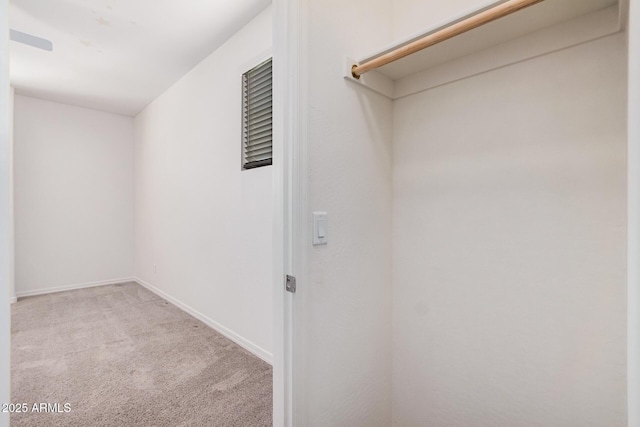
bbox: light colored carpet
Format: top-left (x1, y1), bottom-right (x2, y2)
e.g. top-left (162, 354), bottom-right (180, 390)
top-left (11, 282), bottom-right (272, 427)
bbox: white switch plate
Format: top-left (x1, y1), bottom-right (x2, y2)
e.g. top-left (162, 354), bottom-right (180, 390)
top-left (312, 212), bottom-right (328, 245)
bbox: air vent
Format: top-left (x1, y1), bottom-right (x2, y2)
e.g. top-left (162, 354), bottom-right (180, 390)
top-left (242, 58), bottom-right (273, 170)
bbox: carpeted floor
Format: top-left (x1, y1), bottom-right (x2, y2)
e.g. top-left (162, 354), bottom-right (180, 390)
top-left (10, 282), bottom-right (272, 427)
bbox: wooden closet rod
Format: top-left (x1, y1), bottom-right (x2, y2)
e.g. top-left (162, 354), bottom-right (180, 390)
top-left (351, 0), bottom-right (544, 78)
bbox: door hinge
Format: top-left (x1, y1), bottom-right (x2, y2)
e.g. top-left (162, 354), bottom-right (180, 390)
top-left (285, 275), bottom-right (296, 293)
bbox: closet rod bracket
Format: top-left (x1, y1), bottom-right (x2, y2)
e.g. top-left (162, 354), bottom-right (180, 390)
top-left (350, 64), bottom-right (361, 80)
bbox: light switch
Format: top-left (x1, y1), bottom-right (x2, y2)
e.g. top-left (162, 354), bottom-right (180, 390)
top-left (318, 219), bottom-right (326, 238)
top-left (313, 212), bottom-right (328, 245)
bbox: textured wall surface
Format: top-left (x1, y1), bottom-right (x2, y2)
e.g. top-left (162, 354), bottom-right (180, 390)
top-left (0, 0), bottom-right (10, 423)
top-left (303, 0), bottom-right (394, 425)
top-left (14, 95), bottom-right (135, 295)
top-left (628, 0), bottom-right (640, 425)
top-left (392, 34), bottom-right (627, 426)
top-left (134, 6), bottom-right (273, 359)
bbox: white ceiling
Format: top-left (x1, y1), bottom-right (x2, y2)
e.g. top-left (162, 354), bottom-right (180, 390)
top-left (9, 0), bottom-right (270, 116)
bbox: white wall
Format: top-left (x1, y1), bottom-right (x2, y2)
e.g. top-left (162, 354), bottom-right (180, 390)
top-left (13, 95), bottom-right (134, 296)
top-left (301, 0), bottom-right (394, 425)
top-left (133, 6), bottom-right (273, 361)
top-left (0, 0), bottom-right (11, 424)
top-left (628, 0), bottom-right (640, 425)
top-left (8, 86), bottom-right (14, 302)
top-left (392, 33), bottom-right (627, 426)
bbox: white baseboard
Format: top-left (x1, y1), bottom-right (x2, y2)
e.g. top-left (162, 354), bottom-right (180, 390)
top-left (134, 276), bottom-right (273, 365)
top-left (9, 296), bottom-right (17, 304)
top-left (15, 277), bottom-right (136, 299)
